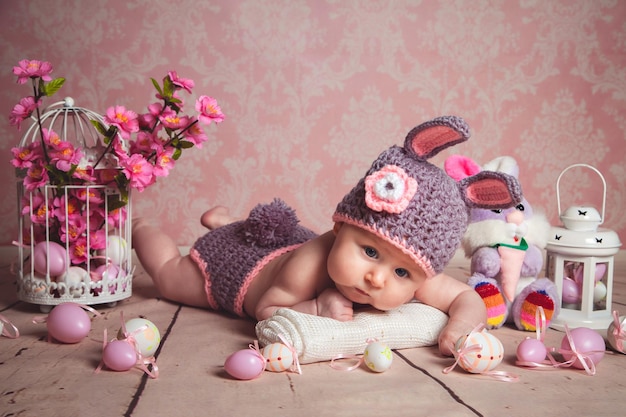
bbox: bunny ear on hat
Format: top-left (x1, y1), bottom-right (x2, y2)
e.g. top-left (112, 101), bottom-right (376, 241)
top-left (459, 170), bottom-right (523, 210)
top-left (404, 115), bottom-right (471, 161)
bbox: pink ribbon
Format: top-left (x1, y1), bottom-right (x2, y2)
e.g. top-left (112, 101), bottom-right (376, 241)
top-left (277, 334), bottom-right (302, 374)
top-left (330, 338), bottom-right (377, 371)
top-left (515, 309), bottom-right (601, 376)
top-left (0, 314), bottom-right (20, 339)
top-left (611, 310), bottom-right (625, 353)
top-left (443, 323), bottom-right (519, 382)
top-left (248, 340), bottom-right (267, 372)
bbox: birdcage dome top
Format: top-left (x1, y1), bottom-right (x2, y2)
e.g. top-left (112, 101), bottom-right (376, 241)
top-left (19, 97), bottom-right (120, 169)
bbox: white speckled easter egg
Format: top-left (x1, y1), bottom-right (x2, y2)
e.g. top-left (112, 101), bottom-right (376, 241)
top-left (118, 318), bottom-right (161, 357)
top-left (97, 236), bottom-right (127, 266)
top-left (454, 330), bottom-right (504, 373)
top-left (261, 343), bottom-right (294, 372)
top-left (363, 341), bottom-right (393, 372)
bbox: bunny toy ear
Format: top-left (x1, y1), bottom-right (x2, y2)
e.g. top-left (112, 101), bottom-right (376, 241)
top-left (444, 154), bottom-right (482, 182)
top-left (404, 115), bottom-right (471, 161)
top-left (459, 171), bottom-right (523, 210)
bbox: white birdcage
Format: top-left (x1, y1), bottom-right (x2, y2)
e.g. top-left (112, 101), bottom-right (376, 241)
top-left (15, 97), bottom-right (133, 312)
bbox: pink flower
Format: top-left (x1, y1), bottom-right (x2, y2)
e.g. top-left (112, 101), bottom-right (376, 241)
top-left (107, 207), bottom-right (127, 229)
top-left (49, 142), bottom-right (83, 172)
top-left (42, 128), bottom-right (62, 148)
top-left (104, 105), bottom-right (139, 139)
top-left (23, 163), bottom-right (49, 191)
top-left (195, 95), bottom-right (225, 125)
top-left (11, 143), bottom-right (42, 169)
top-left (154, 148), bottom-right (175, 177)
top-left (13, 59), bottom-right (53, 84)
top-left (59, 216), bottom-right (87, 244)
top-left (159, 108), bottom-right (189, 130)
top-left (53, 195), bottom-right (82, 223)
top-left (183, 118), bottom-right (208, 148)
top-left (9, 96), bottom-right (38, 130)
top-left (364, 165), bottom-right (418, 214)
top-left (88, 228), bottom-right (107, 250)
top-left (168, 70), bottom-right (195, 94)
top-left (121, 154), bottom-right (154, 192)
top-left (131, 131), bottom-right (160, 155)
top-left (69, 236), bottom-right (89, 265)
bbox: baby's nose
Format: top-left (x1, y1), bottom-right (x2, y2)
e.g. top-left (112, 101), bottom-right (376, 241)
top-left (366, 270), bottom-right (385, 288)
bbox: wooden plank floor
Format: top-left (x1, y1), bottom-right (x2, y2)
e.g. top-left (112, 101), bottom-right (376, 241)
top-left (1, 246), bottom-right (625, 417)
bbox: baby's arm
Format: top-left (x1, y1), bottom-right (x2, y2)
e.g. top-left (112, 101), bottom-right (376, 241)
top-left (414, 273), bottom-right (487, 356)
top-left (253, 232), bottom-right (353, 321)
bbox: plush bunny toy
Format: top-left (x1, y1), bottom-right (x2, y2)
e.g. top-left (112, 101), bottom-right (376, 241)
top-left (444, 155), bottom-right (560, 331)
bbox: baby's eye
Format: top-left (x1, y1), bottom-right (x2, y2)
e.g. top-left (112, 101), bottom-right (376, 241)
top-left (364, 246), bottom-right (378, 258)
top-left (395, 268), bottom-right (409, 278)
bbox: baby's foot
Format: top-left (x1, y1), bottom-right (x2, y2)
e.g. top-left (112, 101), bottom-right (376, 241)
top-left (200, 206), bottom-right (236, 230)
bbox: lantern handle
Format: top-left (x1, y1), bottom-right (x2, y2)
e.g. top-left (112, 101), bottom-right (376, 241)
top-left (556, 163), bottom-right (606, 226)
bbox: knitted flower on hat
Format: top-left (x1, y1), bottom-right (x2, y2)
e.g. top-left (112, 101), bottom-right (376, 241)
top-left (333, 115), bottom-right (523, 278)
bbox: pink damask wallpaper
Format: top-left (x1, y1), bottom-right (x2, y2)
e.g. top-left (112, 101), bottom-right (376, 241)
top-left (1, 0), bottom-right (625, 248)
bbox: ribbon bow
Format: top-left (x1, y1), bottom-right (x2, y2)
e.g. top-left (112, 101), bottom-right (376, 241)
top-left (0, 314), bottom-right (20, 339)
top-left (611, 310), bottom-right (625, 353)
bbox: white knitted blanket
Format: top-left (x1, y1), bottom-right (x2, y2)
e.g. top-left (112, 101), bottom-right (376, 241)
top-left (255, 302), bottom-right (448, 364)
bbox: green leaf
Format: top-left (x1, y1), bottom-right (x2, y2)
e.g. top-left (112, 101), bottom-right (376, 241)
top-left (172, 147), bottom-right (182, 160)
top-left (106, 193), bottom-right (128, 212)
top-left (163, 76), bottom-right (174, 98)
top-left (91, 120), bottom-right (109, 136)
top-left (151, 77), bottom-right (163, 96)
top-left (179, 140), bottom-right (194, 149)
top-left (44, 78), bottom-right (65, 96)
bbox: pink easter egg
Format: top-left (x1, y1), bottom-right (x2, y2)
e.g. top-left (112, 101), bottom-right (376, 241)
top-left (261, 343), bottom-right (293, 372)
top-left (516, 337), bottom-right (547, 363)
top-left (560, 327), bottom-right (605, 369)
top-left (46, 302), bottom-right (91, 343)
top-left (454, 330), bottom-right (504, 373)
top-left (561, 277), bottom-right (581, 304)
top-left (103, 339), bottom-right (137, 371)
top-left (224, 349), bottom-right (265, 380)
top-left (33, 241), bottom-right (66, 277)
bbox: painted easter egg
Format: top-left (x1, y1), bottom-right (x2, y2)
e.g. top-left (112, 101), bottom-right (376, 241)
top-left (33, 241), bottom-right (66, 277)
top-left (607, 315), bottom-right (626, 354)
top-left (261, 343), bottom-right (293, 372)
top-left (224, 348), bottom-right (266, 380)
top-left (46, 302), bottom-right (91, 343)
top-left (103, 339), bottom-right (137, 371)
top-left (516, 337), bottom-right (547, 363)
top-left (96, 236), bottom-right (127, 266)
top-left (363, 341), bottom-right (393, 372)
top-left (118, 318), bottom-right (161, 357)
top-left (560, 327), bottom-right (605, 369)
top-left (57, 266), bottom-right (88, 297)
top-left (454, 330), bottom-right (504, 373)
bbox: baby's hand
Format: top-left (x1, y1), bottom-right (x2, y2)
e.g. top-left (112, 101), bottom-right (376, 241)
top-left (316, 288), bottom-right (353, 321)
top-left (438, 319), bottom-right (475, 357)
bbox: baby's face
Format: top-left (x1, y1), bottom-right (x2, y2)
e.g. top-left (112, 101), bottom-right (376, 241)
top-left (327, 223), bottom-right (427, 311)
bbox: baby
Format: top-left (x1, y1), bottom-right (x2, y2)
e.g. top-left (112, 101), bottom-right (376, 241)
top-left (132, 115), bottom-right (522, 356)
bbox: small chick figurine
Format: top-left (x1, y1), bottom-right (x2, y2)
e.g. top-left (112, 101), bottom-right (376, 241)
top-left (445, 155), bottom-right (560, 331)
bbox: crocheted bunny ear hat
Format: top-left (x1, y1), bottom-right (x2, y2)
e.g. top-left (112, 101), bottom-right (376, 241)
top-left (333, 115), bottom-right (523, 278)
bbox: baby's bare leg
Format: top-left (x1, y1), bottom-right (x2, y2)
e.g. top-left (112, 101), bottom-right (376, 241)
top-left (132, 218), bottom-right (210, 308)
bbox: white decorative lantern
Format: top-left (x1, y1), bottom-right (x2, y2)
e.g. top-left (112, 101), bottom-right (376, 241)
top-left (15, 98), bottom-right (133, 312)
top-left (546, 164), bottom-right (621, 330)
